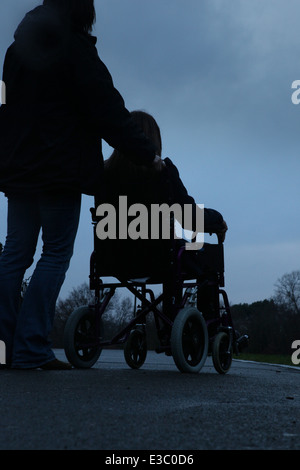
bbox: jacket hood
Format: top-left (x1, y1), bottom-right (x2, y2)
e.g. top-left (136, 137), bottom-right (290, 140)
top-left (14, 6), bottom-right (65, 41)
top-left (13, 6), bottom-right (69, 70)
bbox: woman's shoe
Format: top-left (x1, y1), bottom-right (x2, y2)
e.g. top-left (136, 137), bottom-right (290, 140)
top-left (40, 359), bottom-right (73, 370)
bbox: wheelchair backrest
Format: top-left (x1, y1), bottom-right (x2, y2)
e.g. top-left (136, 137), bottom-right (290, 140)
top-left (92, 167), bottom-right (224, 282)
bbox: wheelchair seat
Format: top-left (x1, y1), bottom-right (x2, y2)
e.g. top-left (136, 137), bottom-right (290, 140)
top-left (92, 230), bottom-right (224, 287)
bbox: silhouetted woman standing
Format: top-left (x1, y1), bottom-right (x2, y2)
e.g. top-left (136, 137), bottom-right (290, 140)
top-left (0, 0), bottom-right (163, 369)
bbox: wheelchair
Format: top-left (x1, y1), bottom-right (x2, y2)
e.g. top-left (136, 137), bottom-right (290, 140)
top-left (63, 210), bottom-right (249, 374)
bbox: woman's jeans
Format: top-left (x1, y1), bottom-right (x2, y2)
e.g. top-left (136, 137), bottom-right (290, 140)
top-left (0, 192), bottom-right (81, 368)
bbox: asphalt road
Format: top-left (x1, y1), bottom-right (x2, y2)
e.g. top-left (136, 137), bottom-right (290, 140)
top-left (0, 349), bottom-right (299, 451)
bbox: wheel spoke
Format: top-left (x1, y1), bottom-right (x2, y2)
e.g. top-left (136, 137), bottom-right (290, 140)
top-left (182, 319), bottom-right (204, 365)
top-left (75, 315), bottom-right (99, 360)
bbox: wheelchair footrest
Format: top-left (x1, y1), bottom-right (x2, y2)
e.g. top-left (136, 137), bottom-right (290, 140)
top-left (155, 345), bottom-right (172, 355)
top-left (235, 334), bottom-right (249, 354)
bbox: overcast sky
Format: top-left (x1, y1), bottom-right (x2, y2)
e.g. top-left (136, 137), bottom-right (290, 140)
top-left (1, 0), bottom-right (300, 305)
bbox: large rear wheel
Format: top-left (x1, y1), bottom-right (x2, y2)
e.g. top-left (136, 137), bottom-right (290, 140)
top-left (171, 307), bottom-right (208, 374)
top-left (63, 306), bottom-right (102, 369)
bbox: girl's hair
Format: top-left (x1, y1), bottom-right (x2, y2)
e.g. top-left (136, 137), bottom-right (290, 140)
top-left (104, 110), bottom-right (162, 182)
top-left (43, 0), bottom-right (96, 34)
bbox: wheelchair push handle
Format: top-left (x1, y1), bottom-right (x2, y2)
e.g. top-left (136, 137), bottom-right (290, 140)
top-left (217, 232), bottom-right (225, 245)
top-left (209, 220), bottom-right (228, 245)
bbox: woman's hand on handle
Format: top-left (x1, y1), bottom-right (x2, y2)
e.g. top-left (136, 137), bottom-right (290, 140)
top-left (152, 155), bottom-right (166, 172)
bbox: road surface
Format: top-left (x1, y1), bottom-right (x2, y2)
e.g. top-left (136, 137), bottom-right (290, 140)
top-left (0, 349), bottom-right (299, 450)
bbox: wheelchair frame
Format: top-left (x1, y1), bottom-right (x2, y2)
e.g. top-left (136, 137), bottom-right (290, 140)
top-left (63, 212), bottom-right (248, 374)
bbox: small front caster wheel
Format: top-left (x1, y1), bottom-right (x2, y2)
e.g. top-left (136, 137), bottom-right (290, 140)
top-left (212, 331), bottom-right (233, 374)
top-left (124, 329), bottom-right (147, 369)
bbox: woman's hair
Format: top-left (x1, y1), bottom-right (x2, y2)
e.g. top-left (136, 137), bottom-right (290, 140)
top-left (104, 110), bottom-right (162, 182)
top-left (43, 0), bottom-right (96, 34)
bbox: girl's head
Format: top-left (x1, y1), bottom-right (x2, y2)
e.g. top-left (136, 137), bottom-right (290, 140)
top-left (105, 111), bottom-right (163, 181)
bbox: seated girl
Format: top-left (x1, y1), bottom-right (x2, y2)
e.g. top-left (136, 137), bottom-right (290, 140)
top-left (100, 110), bottom-right (227, 329)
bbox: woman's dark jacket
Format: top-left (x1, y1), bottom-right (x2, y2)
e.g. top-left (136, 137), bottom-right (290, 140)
top-left (95, 158), bottom-right (224, 278)
top-left (0, 6), bottom-right (156, 196)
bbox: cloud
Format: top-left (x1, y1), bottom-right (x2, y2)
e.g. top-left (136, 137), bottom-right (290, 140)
top-left (0, 0), bottom-right (300, 304)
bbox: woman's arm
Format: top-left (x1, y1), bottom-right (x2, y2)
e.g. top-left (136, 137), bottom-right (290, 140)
top-left (68, 33), bottom-right (157, 167)
top-left (164, 158), bottom-right (227, 238)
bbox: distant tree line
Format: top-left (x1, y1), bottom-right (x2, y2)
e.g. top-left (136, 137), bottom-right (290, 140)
top-left (51, 270), bottom-right (300, 355)
top-left (231, 299), bottom-right (300, 355)
top-left (231, 270), bottom-right (300, 355)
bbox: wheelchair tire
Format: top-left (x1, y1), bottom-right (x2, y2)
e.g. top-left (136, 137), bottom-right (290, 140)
top-left (212, 331), bottom-right (233, 374)
top-left (124, 329), bottom-right (147, 369)
top-left (171, 307), bottom-right (208, 374)
top-left (63, 306), bottom-right (102, 369)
